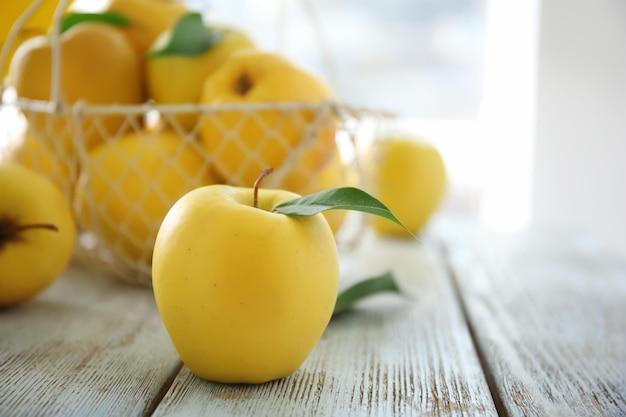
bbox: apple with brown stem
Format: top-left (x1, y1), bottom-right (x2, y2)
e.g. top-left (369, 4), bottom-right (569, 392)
top-left (151, 166), bottom-right (339, 383)
top-left (0, 164), bottom-right (76, 306)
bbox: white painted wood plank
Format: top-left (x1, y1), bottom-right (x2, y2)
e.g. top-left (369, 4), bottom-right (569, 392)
top-left (0, 265), bottom-right (181, 417)
top-left (152, 232), bottom-right (498, 417)
top-left (440, 223), bottom-right (626, 417)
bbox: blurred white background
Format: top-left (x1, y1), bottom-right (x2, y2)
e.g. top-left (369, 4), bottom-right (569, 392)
top-left (532, 0), bottom-right (626, 258)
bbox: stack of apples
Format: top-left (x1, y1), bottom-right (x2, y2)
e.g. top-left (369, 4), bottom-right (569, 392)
top-left (3, 0), bottom-right (354, 281)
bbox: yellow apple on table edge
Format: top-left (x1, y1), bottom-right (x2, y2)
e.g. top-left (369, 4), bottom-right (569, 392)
top-left (365, 135), bottom-right (447, 237)
top-left (199, 49), bottom-right (337, 194)
top-left (0, 163), bottom-right (76, 306)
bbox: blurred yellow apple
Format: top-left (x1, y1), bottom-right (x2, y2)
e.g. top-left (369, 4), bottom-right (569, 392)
top-left (74, 129), bottom-right (217, 265)
top-left (147, 13), bottom-right (255, 132)
top-left (70, 0), bottom-right (190, 57)
top-left (199, 50), bottom-right (337, 194)
top-left (365, 135), bottom-right (447, 237)
top-left (0, 163), bottom-right (76, 306)
top-left (8, 22), bottom-right (143, 155)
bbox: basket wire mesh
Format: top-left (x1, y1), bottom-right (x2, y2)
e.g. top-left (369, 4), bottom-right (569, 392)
top-left (0, 0), bottom-right (394, 286)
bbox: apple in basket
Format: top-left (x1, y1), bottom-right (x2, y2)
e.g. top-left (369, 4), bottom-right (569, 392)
top-left (73, 128), bottom-right (217, 268)
top-left (146, 12), bottom-right (256, 132)
top-left (199, 50), bottom-right (338, 195)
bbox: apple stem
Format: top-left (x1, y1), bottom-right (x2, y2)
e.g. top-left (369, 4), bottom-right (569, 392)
top-left (253, 167), bottom-right (274, 208)
top-left (236, 74), bottom-right (253, 96)
top-left (0, 219), bottom-right (59, 250)
top-left (12, 224), bottom-right (59, 233)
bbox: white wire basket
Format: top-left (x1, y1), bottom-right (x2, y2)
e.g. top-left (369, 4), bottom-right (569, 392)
top-left (0, 0), bottom-right (394, 286)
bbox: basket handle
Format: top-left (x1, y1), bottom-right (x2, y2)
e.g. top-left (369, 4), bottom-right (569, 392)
top-left (0, 0), bottom-right (71, 113)
top-left (49, 0), bottom-right (72, 112)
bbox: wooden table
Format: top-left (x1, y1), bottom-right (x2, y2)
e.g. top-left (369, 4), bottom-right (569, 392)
top-left (1, 219), bottom-right (625, 416)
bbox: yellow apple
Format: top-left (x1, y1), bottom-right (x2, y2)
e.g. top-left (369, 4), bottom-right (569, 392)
top-left (0, 163), bottom-right (76, 306)
top-left (8, 22), bottom-right (143, 155)
top-left (364, 135), bottom-right (447, 237)
top-left (152, 183), bottom-right (340, 383)
top-left (70, 0), bottom-right (190, 57)
top-left (199, 50), bottom-right (337, 194)
top-left (146, 13), bottom-right (255, 132)
top-left (74, 129), bottom-right (217, 267)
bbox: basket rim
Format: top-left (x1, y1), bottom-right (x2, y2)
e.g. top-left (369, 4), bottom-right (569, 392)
top-left (1, 96), bottom-right (395, 119)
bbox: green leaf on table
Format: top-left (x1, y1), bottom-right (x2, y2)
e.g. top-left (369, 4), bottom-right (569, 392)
top-left (333, 271), bottom-right (402, 316)
top-left (148, 12), bottom-right (221, 58)
top-left (61, 12), bottom-right (130, 33)
top-left (274, 187), bottom-right (412, 234)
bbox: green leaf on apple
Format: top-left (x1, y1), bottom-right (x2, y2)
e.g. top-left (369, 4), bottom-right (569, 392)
top-left (60, 12), bottom-right (130, 33)
top-left (333, 271), bottom-right (402, 316)
top-left (273, 187), bottom-right (414, 236)
top-left (148, 12), bottom-right (222, 58)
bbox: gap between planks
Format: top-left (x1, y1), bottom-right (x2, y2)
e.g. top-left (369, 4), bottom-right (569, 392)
top-left (144, 361), bottom-right (184, 417)
top-left (437, 240), bottom-right (510, 417)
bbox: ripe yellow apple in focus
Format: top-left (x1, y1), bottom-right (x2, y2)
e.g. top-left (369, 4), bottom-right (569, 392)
top-left (199, 50), bottom-right (337, 193)
top-left (365, 136), bottom-right (447, 237)
top-left (0, 163), bottom-right (76, 306)
top-left (74, 129), bottom-right (217, 265)
top-left (152, 183), bottom-right (340, 383)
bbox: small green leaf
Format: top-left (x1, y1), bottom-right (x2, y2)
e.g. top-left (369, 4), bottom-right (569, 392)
top-left (148, 12), bottom-right (221, 58)
top-left (274, 187), bottom-right (412, 234)
top-left (61, 12), bottom-right (130, 33)
top-left (333, 271), bottom-right (402, 316)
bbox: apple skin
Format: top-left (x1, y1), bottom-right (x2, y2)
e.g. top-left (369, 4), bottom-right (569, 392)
top-left (152, 184), bottom-right (340, 384)
top-left (199, 50), bottom-right (337, 194)
top-left (365, 136), bottom-right (447, 237)
top-left (0, 164), bottom-right (76, 306)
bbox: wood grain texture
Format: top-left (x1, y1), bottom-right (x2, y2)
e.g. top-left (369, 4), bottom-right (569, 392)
top-left (0, 265), bottom-right (181, 417)
top-left (152, 232), bottom-right (498, 417)
top-left (439, 223), bottom-right (626, 417)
